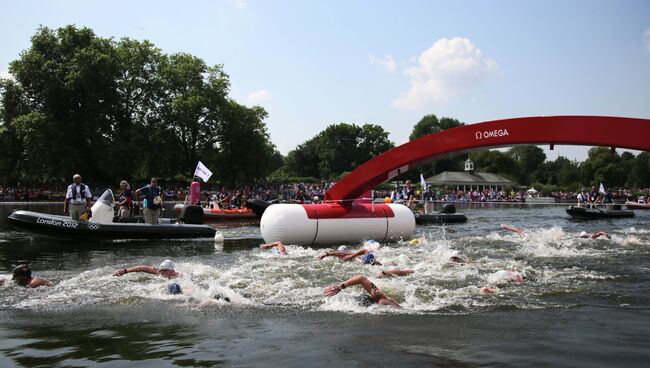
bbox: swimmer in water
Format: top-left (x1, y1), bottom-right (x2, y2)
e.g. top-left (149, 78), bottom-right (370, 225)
top-left (8, 264), bottom-right (53, 288)
top-left (579, 231), bottom-right (610, 239)
top-left (375, 268), bottom-right (414, 278)
top-left (324, 275), bottom-right (400, 308)
top-left (260, 241), bottom-right (288, 255)
top-left (316, 247), bottom-right (382, 265)
top-left (112, 259), bottom-right (180, 279)
top-left (480, 269), bottom-right (526, 294)
top-left (500, 224), bottom-right (525, 238)
top-left (449, 250), bottom-right (473, 264)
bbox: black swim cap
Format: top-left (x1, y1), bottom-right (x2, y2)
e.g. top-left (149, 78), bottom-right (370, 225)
top-left (12, 264), bottom-right (31, 279)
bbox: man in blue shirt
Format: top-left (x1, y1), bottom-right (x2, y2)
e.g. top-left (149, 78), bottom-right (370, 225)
top-left (136, 177), bottom-right (162, 224)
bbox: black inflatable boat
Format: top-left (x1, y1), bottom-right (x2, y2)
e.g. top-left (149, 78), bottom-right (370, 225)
top-left (415, 203), bottom-right (468, 224)
top-left (565, 205), bottom-right (634, 219)
top-left (7, 210), bottom-right (216, 241)
top-left (6, 189), bottom-right (216, 241)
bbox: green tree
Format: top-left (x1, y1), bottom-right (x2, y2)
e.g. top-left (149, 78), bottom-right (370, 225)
top-left (469, 150), bottom-right (518, 180)
top-left (3, 25), bottom-right (121, 184)
top-left (580, 147), bottom-right (626, 187)
top-left (507, 145), bottom-right (546, 185)
top-left (628, 152), bottom-right (650, 188)
top-left (285, 123), bottom-right (394, 179)
top-left (408, 114), bottom-right (466, 178)
top-left (214, 102), bottom-right (283, 185)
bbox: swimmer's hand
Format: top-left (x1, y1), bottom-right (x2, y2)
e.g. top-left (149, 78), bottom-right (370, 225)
top-left (324, 284), bottom-right (343, 297)
top-left (113, 268), bottom-right (128, 276)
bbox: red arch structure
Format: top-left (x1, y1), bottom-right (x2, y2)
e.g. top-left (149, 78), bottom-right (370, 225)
top-left (324, 115), bottom-right (650, 201)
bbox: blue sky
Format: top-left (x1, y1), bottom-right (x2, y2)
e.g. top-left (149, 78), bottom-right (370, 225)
top-left (1, 0), bottom-right (649, 161)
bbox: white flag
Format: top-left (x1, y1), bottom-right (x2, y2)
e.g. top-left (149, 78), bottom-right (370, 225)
top-left (194, 161), bottom-right (213, 182)
top-left (420, 173), bottom-right (427, 191)
top-left (598, 182), bottom-right (606, 194)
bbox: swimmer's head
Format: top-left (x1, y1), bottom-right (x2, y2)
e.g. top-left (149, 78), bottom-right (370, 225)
top-left (167, 282), bottom-right (182, 294)
top-left (450, 250), bottom-right (463, 262)
top-left (159, 259), bottom-right (175, 271)
top-left (337, 245), bottom-right (349, 252)
top-left (579, 231), bottom-right (588, 238)
top-left (361, 252), bottom-right (375, 265)
top-left (360, 294), bottom-right (375, 307)
top-left (12, 264), bottom-right (31, 280)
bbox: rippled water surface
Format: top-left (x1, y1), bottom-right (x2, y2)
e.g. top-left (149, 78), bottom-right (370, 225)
top-left (1, 203), bottom-right (649, 367)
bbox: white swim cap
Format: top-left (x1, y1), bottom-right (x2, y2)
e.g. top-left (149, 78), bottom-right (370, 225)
top-left (338, 245), bottom-right (349, 251)
top-left (579, 231), bottom-right (588, 237)
top-left (159, 259), bottom-right (175, 270)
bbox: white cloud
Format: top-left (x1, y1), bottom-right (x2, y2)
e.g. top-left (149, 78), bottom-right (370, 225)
top-left (231, 0), bottom-right (247, 10)
top-left (644, 28), bottom-right (650, 51)
top-left (247, 89), bottom-right (271, 105)
top-left (368, 54), bottom-right (396, 73)
top-left (392, 37), bottom-right (498, 109)
top-left (0, 70), bottom-right (12, 80)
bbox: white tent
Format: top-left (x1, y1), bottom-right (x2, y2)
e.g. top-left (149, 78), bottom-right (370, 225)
top-left (527, 187), bottom-right (538, 194)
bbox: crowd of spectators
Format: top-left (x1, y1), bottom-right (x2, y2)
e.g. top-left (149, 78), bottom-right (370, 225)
top-left (1, 183), bottom-right (648, 205)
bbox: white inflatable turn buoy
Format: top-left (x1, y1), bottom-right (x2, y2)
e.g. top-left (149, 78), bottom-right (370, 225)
top-left (260, 202), bottom-right (415, 245)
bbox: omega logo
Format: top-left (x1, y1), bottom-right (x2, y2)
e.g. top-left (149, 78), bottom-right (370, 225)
top-left (475, 129), bottom-right (509, 140)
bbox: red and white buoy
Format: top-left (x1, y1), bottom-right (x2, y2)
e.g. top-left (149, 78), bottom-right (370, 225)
top-left (260, 202), bottom-right (415, 245)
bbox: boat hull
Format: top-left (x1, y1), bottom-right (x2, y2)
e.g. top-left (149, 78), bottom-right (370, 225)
top-left (7, 210), bottom-right (216, 241)
top-left (415, 213), bottom-right (468, 224)
top-left (565, 205), bottom-right (634, 219)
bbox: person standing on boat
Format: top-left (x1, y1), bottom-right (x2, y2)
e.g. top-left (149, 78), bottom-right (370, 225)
top-left (136, 178), bottom-right (163, 224)
top-left (588, 185), bottom-right (599, 205)
top-left (405, 180), bottom-right (416, 209)
top-left (115, 180), bottom-right (133, 219)
top-left (63, 174), bottom-right (92, 221)
top-left (189, 177), bottom-right (201, 206)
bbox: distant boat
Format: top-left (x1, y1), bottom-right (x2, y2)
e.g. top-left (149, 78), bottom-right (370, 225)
top-left (415, 203), bottom-right (467, 224)
top-left (174, 198), bottom-right (270, 221)
top-left (625, 201), bottom-right (650, 210)
top-left (524, 196), bottom-right (556, 203)
top-left (566, 205), bottom-right (634, 219)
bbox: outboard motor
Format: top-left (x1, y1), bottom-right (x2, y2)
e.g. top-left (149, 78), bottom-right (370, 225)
top-left (180, 205), bottom-right (204, 224)
top-left (441, 203), bottom-right (457, 214)
top-left (90, 189), bottom-right (116, 224)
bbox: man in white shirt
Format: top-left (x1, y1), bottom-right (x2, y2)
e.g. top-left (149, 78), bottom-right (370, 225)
top-left (64, 174), bottom-right (92, 220)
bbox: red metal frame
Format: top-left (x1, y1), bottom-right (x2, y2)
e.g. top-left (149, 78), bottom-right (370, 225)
top-left (324, 116), bottom-right (650, 201)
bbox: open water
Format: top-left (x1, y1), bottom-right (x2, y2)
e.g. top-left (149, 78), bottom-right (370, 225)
top-left (0, 202), bottom-right (649, 367)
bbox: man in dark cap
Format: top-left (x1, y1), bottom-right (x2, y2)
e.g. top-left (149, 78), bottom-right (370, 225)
top-left (10, 264), bottom-right (53, 288)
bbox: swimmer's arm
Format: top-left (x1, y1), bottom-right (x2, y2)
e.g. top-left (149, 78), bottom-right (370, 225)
top-left (112, 265), bottom-right (158, 276)
top-left (260, 241), bottom-right (281, 250)
top-left (376, 269), bottom-right (414, 278)
top-left (29, 277), bottom-right (53, 287)
top-left (324, 274), bottom-right (372, 296)
top-left (500, 224), bottom-right (525, 237)
top-left (262, 241), bottom-right (288, 254)
top-left (341, 249), bottom-right (367, 261)
top-left (316, 251), bottom-right (350, 260)
top-left (591, 231), bottom-right (610, 239)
